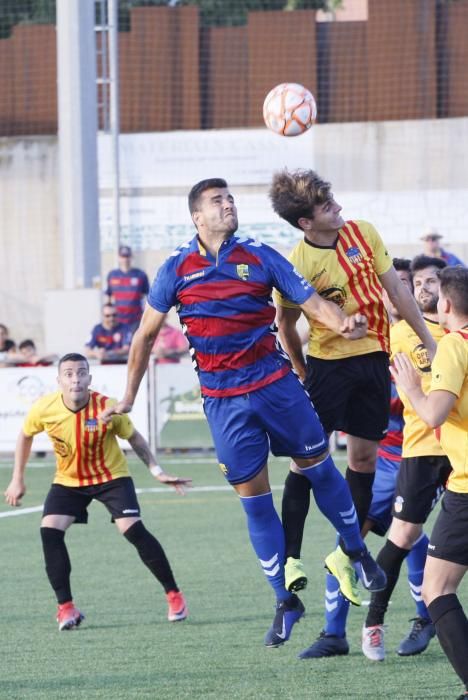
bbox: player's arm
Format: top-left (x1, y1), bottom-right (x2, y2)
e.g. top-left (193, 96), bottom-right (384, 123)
top-left (127, 429), bottom-right (192, 495)
top-left (390, 353), bottom-right (457, 427)
top-left (100, 305), bottom-right (167, 421)
top-left (380, 266), bottom-right (437, 359)
top-left (4, 431), bottom-right (34, 506)
top-left (276, 305), bottom-right (307, 380)
top-left (300, 293), bottom-right (368, 340)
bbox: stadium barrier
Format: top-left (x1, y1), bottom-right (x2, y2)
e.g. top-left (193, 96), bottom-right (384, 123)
top-left (0, 359), bottom-right (210, 453)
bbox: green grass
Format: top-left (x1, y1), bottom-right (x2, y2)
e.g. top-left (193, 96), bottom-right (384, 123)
top-left (0, 453), bottom-right (465, 699)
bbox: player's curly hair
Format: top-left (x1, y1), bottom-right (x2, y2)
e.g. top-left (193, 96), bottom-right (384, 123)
top-left (269, 169), bottom-right (332, 230)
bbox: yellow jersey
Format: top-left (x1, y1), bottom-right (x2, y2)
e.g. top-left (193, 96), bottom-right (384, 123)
top-left (275, 220), bottom-right (392, 359)
top-left (23, 390), bottom-right (134, 487)
top-left (391, 318), bottom-right (445, 458)
top-left (430, 329), bottom-right (468, 493)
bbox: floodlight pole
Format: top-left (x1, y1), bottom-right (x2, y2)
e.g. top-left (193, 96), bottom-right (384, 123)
top-left (56, 0), bottom-right (100, 289)
top-left (108, 0), bottom-right (121, 254)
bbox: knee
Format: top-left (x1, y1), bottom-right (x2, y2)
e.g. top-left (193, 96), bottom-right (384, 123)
top-left (422, 580), bottom-right (435, 607)
top-left (348, 457), bottom-right (375, 473)
top-left (389, 520), bottom-right (421, 550)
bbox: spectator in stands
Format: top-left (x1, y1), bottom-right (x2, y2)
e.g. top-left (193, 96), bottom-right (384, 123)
top-left (152, 320), bottom-right (189, 364)
top-left (0, 323), bottom-right (15, 354)
top-left (106, 245), bottom-right (150, 330)
top-left (9, 339), bottom-right (58, 367)
top-left (420, 229), bottom-right (464, 267)
top-left (85, 304), bottom-right (132, 362)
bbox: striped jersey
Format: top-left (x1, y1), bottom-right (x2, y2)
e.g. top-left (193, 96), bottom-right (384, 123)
top-left (106, 267), bottom-right (150, 327)
top-left (148, 234), bottom-right (315, 398)
top-left (86, 322), bottom-right (132, 350)
top-left (430, 329), bottom-right (468, 492)
top-left (391, 318), bottom-right (445, 458)
top-left (275, 220), bottom-right (392, 359)
top-left (23, 390), bottom-right (134, 487)
top-left (377, 378), bottom-right (404, 463)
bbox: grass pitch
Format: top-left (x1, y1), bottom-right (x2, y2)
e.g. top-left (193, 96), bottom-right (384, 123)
top-left (0, 453), bottom-right (465, 699)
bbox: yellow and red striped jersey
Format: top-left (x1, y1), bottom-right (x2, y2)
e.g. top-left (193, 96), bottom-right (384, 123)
top-left (275, 220), bottom-right (392, 359)
top-left (430, 329), bottom-right (468, 492)
top-left (23, 390), bottom-right (134, 487)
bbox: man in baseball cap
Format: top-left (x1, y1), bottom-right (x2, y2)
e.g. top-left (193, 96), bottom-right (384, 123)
top-left (106, 245), bottom-right (150, 330)
top-left (420, 229), bottom-right (464, 267)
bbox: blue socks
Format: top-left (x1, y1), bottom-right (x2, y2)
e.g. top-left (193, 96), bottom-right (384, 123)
top-left (300, 455), bottom-right (364, 554)
top-left (240, 492), bottom-right (290, 602)
top-left (406, 532), bottom-right (430, 619)
top-left (324, 572), bottom-right (350, 636)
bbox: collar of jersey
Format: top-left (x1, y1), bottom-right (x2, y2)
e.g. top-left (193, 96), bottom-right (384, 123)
top-left (196, 234), bottom-right (238, 259)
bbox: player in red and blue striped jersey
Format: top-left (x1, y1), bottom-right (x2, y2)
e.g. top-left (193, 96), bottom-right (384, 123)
top-left (106, 245), bottom-right (150, 330)
top-left (101, 177), bottom-right (386, 649)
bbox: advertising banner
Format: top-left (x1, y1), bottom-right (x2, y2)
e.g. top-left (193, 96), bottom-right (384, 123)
top-left (0, 365), bottom-right (149, 452)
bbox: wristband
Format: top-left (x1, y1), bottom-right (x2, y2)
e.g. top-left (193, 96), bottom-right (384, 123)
top-left (150, 464), bottom-right (163, 477)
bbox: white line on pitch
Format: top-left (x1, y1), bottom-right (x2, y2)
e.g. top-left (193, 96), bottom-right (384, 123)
top-left (0, 484), bottom-right (285, 519)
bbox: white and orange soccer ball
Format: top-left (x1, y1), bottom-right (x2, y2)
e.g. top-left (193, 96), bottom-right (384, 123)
top-left (263, 82), bottom-right (317, 137)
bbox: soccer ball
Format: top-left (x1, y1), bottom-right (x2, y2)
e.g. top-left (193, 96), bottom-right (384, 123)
top-left (263, 83), bottom-right (317, 137)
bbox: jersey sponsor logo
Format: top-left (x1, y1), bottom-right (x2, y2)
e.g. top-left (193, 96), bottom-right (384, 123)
top-left (411, 343), bottom-right (431, 373)
top-left (394, 495), bottom-right (404, 513)
top-left (51, 436), bottom-right (71, 458)
top-left (236, 264), bottom-right (249, 280)
top-left (310, 268), bottom-right (326, 284)
top-left (85, 418), bottom-right (99, 432)
top-left (345, 246), bottom-right (363, 264)
top-left (320, 286), bottom-right (347, 308)
top-left (184, 271), bottom-right (205, 282)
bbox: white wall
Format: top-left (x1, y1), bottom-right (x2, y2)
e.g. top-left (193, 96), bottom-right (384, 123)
top-left (1, 117), bottom-right (467, 348)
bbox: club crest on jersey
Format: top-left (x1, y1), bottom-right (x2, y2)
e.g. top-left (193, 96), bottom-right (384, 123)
top-left (345, 246), bottom-right (363, 264)
top-left (236, 264), bottom-right (249, 280)
top-left (85, 418), bottom-right (99, 432)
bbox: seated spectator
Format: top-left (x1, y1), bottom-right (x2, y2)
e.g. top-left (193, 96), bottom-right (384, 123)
top-left (9, 339), bottom-right (58, 367)
top-left (152, 320), bottom-right (189, 364)
top-left (0, 324), bottom-right (16, 366)
top-left (106, 245), bottom-right (150, 330)
top-left (85, 304), bottom-right (132, 362)
top-left (420, 229), bottom-right (465, 267)
top-left (0, 323), bottom-right (15, 354)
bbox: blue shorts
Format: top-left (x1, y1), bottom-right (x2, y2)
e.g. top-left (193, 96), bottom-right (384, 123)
top-left (203, 371), bottom-right (328, 485)
top-left (367, 454), bottom-right (400, 536)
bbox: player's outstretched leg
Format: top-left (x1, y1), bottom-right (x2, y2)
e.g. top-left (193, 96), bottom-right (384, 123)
top-left (398, 532), bottom-right (435, 655)
top-left (123, 520), bottom-right (188, 622)
top-left (240, 492), bottom-right (305, 646)
top-left (299, 573), bottom-right (350, 659)
top-left (41, 527), bottom-right (85, 630)
top-left (298, 455), bottom-right (386, 602)
top-left (282, 471), bottom-right (311, 592)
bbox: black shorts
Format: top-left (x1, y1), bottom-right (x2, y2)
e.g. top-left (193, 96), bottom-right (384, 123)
top-left (428, 490), bottom-right (468, 566)
top-left (305, 351), bottom-right (390, 441)
top-left (392, 456), bottom-right (452, 524)
top-left (42, 477), bottom-right (141, 524)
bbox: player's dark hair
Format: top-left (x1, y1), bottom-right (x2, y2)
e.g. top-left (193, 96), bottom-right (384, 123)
top-left (440, 266), bottom-right (468, 315)
top-left (392, 257), bottom-right (411, 273)
top-left (188, 178), bottom-right (228, 213)
top-left (410, 254), bottom-right (447, 275)
top-left (19, 339), bottom-right (35, 350)
top-left (59, 353), bottom-right (89, 371)
top-left (269, 168), bottom-right (332, 230)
